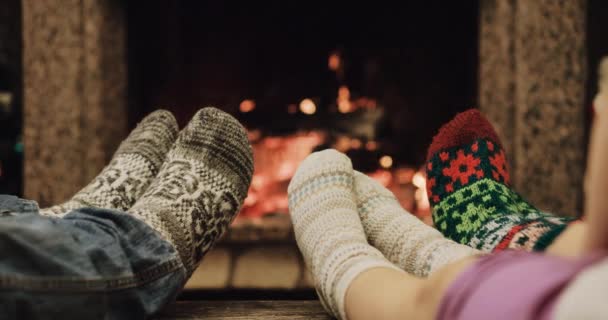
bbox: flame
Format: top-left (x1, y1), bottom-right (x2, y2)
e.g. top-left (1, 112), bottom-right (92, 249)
top-left (239, 131), bottom-right (325, 218)
top-left (237, 128), bottom-right (431, 223)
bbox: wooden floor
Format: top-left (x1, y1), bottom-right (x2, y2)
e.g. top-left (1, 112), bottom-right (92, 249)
top-left (157, 300), bottom-right (333, 320)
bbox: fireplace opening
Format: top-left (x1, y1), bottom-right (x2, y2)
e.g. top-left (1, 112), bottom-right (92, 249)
top-left (127, 1), bottom-right (479, 294)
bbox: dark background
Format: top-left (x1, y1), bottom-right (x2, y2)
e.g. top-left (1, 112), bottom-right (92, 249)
top-left (127, 1), bottom-right (480, 166)
top-left (1, 1), bottom-right (607, 195)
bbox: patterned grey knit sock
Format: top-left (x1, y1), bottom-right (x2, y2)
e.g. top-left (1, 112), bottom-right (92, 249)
top-left (289, 149), bottom-right (401, 320)
top-left (354, 171), bottom-right (479, 277)
top-left (40, 110), bottom-right (178, 217)
top-left (129, 107), bottom-right (253, 275)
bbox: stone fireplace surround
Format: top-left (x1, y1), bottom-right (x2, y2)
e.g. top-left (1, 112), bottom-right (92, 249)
top-left (18, 0), bottom-right (588, 291)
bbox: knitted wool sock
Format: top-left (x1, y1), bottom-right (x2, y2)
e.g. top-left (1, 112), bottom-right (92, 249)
top-left (129, 108), bottom-right (253, 275)
top-left (39, 110), bottom-right (178, 217)
top-left (353, 171), bottom-right (479, 277)
top-left (289, 149), bottom-right (401, 320)
top-left (426, 109), bottom-right (575, 252)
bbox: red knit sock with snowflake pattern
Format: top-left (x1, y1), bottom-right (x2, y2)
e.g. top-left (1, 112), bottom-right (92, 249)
top-left (426, 109), bottom-right (575, 252)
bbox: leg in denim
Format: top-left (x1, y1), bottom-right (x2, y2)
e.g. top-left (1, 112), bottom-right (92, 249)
top-left (0, 198), bottom-right (186, 320)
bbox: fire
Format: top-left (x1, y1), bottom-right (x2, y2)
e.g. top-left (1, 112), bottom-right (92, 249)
top-left (365, 141), bottom-right (378, 151)
top-left (379, 155), bottom-right (393, 169)
top-left (287, 104), bottom-right (298, 114)
top-left (299, 99), bottom-right (316, 115)
top-left (237, 129), bottom-right (431, 222)
top-left (328, 52), bottom-right (341, 71)
top-left (239, 99), bottom-right (256, 113)
top-left (337, 86), bottom-right (353, 113)
top-left (239, 131), bottom-right (324, 218)
top-left (350, 138), bottom-right (362, 149)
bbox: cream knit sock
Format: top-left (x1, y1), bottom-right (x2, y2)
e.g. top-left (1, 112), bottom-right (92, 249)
top-left (354, 171), bottom-right (479, 277)
top-left (289, 149), bottom-right (400, 320)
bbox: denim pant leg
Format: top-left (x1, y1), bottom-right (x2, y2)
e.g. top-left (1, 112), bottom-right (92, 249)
top-left (0, 196), bottom-right (187, 320)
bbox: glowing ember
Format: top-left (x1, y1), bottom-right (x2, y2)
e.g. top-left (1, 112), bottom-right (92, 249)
top-left (412, 172), bottom-right (426, 189)
top-left (328, 52), bottom-right (341, 71)
top-left (395, 168), bottom-right (415, 184)
top-left (365, 140), bottom-right (378, 151)
top-left (247, 129), bottom-right (262, 141)
top-left (335, 135), bottom-right (351, 152)
top-left (369, 169), bottom-right (393, 187)
top-left (239, 99), bottom-right (256, 113)
top-left (239, 131), bottom-right (325, 218)
top-left (338, 86), bottom-right (350, 100)
top-left (287, 104), bottom-right (298, 114)
top-left (337, 86), bottom-right (353, 113)
top-left (299, 99), bottom-right (316, 115)
top-left (338, 100), bottom-right (352, 113)
top-left (236, 129), bottom-right (431, 222)
top-left (350, 138), bottom-right (362, 149)
top-left (379, 155), bottom-right (393, 169)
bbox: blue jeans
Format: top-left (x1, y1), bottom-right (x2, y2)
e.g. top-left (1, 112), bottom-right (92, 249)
top-left (0, 195), bottom-right (187, 319)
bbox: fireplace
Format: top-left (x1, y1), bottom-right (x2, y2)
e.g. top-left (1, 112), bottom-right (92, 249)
top-left (125, 1), bottom-right (479, 292)
top-left (1, 0), bottom-right (598, 302)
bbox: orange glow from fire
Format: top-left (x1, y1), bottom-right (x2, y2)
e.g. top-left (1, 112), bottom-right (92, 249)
top-left (240, 131), bottom-right (325, 218)
top-left (335, 135), bottom-right (351, 152)
top-left (369, 169), bottom-right (393, 187)
top-left (338, 86), bottom-right (350, 100)
top-left (337, 86), bottom-right (353, 113)
top-left (287, 104), bottom-right (298, 114)
top-left (237, 127), bottom-right (432, 222)
top-left (300, 99), bottom-right (317, 115)
top-left (379, 155), bottom-right (393, 169)
top-left (328, 53), bottom-right (341, 71)
top-left (337, 100), bottom-right (351, 113)
top-left (395, 168), bottom-right (415, 184)
top-left (350, 138), bottom-right (362, 149)
top-left (366, 141), bottom-right (378, 151)
top-left (412, 172), bottom-right (426, 189)
top-left (239, 99), bottom-right (256, 113)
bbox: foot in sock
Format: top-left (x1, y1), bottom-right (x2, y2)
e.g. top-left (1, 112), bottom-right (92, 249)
top-left (40, 110), bottom-right (179, 217)
top-left (289, 149), bottom-right (401, 319)
top-left (353, 171), bottom-right (479, 277)
top-left (426, 109), bottom-right (575, 252)
top-left (129, 107), bottom-right (253, 275)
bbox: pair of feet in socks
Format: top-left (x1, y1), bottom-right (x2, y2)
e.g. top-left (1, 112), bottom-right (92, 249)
top-left (289, 149), bottom-right (479, 319)
top-left (39, 108), bottom-right (254, 276)
top-left (289, 109), bottom-right (575, 319)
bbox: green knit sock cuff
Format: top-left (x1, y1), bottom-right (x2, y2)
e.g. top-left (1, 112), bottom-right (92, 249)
top-left (532, 222), bottom-right (570, 252)
top-left (433, 178), bottom-right (538, 244)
